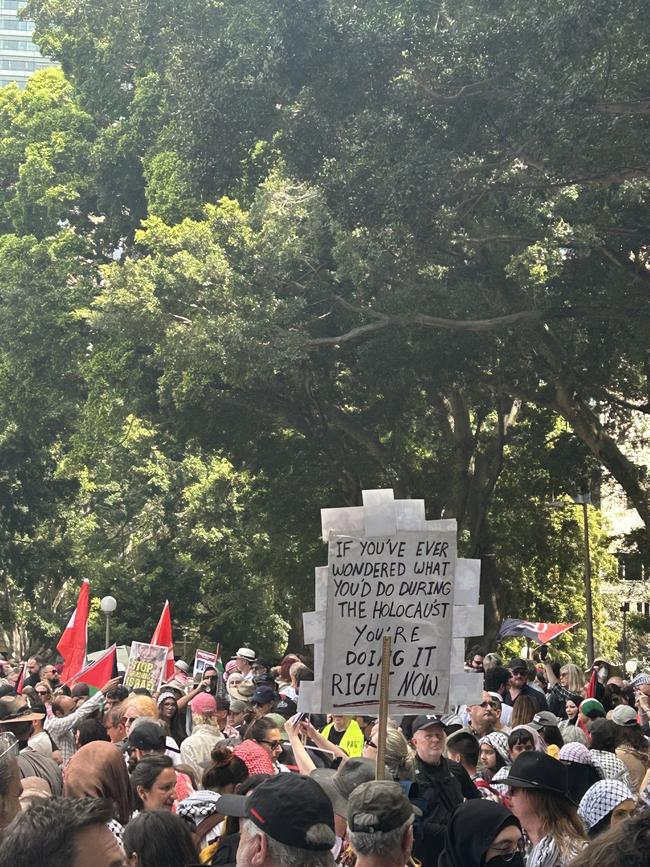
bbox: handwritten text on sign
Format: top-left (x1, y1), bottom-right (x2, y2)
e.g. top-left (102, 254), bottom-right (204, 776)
top-left (322, 531), bottom-right (456, 712)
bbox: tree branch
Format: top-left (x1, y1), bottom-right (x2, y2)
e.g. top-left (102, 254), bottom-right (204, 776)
top-left (307, 318), bottom-right (393, 347)
top-left (595, 99), bottom-right (650, 115)
top-left (306, 308), bottom-right (541, 347)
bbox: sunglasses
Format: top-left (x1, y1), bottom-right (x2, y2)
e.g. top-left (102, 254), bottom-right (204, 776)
top-left (259, 739), bottom-right (282, 750)
top-left (366, 740), bottom-right (378, 750)
top-left (509, 669), bottom-right (527, 676)
top-left (121, 716), bottom-right (139, 725)
top-left (478, 701), bottom-right (499, 709)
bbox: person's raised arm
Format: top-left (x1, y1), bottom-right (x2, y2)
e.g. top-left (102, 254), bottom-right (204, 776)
top-left (302, 719), bottom-right (349, 762)
top-left (177, 680), bottom-right (210, 711)
top-left (46, 676), bottom-right (122, 733)
top-left (284, 715), bottom-right (318, 775)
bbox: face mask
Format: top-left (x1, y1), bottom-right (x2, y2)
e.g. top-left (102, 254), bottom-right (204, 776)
top-left (486, 854), bottom-right (524, 867)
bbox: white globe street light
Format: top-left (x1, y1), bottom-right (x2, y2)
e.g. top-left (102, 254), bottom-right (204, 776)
top-left (100, 596), bottom-right (117, 648)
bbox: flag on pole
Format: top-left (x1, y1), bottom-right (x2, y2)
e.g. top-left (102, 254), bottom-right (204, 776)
top-left (57, 579), bottom-right (90, 682)
top-left (214, 642), bottom-right (227, 699)
top-left (67, 645), bottom-right (117, 694)
top-left (497, 619), bottom-right (579, 644)
top-left (151, 600), bottom-right (175, 681)
top-left (585, 667), bottom-right (598, 699)
top-left (15, 662), bottom-right (26, 695)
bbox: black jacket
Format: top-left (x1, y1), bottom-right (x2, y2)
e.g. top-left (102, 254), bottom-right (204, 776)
top-left (412, 755), bottom-right (480, 867)
top-left (504, 683), bottom-right (548, 711)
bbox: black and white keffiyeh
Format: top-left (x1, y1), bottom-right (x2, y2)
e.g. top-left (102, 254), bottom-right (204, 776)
top-left (175, 789), bottom-right (222, 828)
top-left (589, 749), bottom-right (633, 786)
top-left (578, 779), bottom-right (634, 831)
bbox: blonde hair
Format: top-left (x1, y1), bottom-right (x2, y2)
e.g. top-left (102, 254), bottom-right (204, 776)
top-left (384, 728), bottom-right (416, 780)
top-left (560, 664), bottom-right (584, 694)
top-left (528, 790), bottom-right (586, 860)
top-left (124, 695), bottom-right (158, 719)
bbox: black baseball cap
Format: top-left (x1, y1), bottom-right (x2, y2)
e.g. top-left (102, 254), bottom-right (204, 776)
top-left (507, 658), bottom-right (528, 672)
top-left (217, 774), bottom-right (335, 851)
top-left (127, 720), bottom-right (165, 752)
top-left (274, 696), bottom-right (298, 719)
top-left (411, 714), bottom-right (445, 735)
top-left (251, 686), bottom-right (276, 706)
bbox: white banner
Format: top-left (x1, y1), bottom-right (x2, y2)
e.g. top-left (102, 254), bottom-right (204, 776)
top-left (321, 530), bottom-right (456, 714)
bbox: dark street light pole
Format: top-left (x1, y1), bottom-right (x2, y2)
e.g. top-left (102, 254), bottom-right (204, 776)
top-left (551, 493), bottom-right (595, 665)
top-left (575, 493), bottom-right (595, 666)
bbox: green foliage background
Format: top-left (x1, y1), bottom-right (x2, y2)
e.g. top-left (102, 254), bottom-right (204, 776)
top-left (0, 0), bottom-right (647, 663)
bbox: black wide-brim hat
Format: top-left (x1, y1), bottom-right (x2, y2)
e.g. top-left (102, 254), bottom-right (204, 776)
top-left (498, 750), bottom-right (578, 806)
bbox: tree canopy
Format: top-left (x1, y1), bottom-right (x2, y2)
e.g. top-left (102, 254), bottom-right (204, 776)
top-left (0, 0), bottom-right (647, 660)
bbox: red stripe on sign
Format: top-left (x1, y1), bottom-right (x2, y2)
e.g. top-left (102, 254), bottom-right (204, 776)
top-left (250, 808), bottom-right (266, 824)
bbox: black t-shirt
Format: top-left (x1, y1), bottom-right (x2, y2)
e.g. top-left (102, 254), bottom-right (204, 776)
top-left (326, 727), bottom-right (345, 747)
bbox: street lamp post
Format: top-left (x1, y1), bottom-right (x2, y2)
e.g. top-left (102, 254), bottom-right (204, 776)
top-left (574, 493), bottom-right (595, 667)
top-left (550, 493), bottom-right (595, 665)
top-left (621, 602), bottom-right (630, 670)
top-left (100, 596), bottom-right (117, 648)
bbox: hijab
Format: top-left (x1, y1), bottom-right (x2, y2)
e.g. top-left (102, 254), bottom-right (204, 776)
top-left (63, 741), bottom-right (132, 824)
top-left (578, 779), bottom-right (634, 833)
top-left (439, 800), bottom-right (522, 867)
top-left (559, 743), bottom-right (594, 765)
top-left (510, 724), bottom-right (545, 752)
top-left (480, 731), bottom-right (511, 765)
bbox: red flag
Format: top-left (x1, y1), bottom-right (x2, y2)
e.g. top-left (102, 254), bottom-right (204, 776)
top-left (585, 667), bottom-right (598, 699)
top-left (68, 645), bottom-right (117, 694)
top-left (15, 662), bottom-right (25, 695)
top-left (151, 600), bottom-right (175, 681)
top-left (57, 580), bottom-right (90, 682)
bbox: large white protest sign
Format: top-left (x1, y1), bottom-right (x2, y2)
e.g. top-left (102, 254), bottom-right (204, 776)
top-left (299, 489), bottom-right (484, 715)
top-left (322, 531), bottom-right (455, 713)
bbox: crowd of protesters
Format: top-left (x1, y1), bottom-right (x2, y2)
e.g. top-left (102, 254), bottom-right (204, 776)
top-left (0, 643), bottom-right (649, 867)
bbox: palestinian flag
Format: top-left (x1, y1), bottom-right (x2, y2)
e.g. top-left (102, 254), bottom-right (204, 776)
top-left (57, 579), bottom-right (90, 682)
top-left (498, 619), bottom-right (579, 644)
top-left (15, 662), bottom-right (26, 695)
top-left (68, 645), bottom-right (118, 694)
top-left (214, 643), bottom-right (227, 699)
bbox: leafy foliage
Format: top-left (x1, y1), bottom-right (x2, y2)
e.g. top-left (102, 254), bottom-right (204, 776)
top-left (0, 0), bottom-right (647, 662)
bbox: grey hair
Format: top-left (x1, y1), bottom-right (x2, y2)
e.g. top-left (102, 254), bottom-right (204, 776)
top-left (349, 817), bottom-right (413, 858)
top-left (483, 652), bottom-right (502, 672)
top-left (243, 819), bottom-right (336, 867)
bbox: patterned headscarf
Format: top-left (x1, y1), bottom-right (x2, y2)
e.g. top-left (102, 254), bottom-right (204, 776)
top-left (510, 724), bottom-right (545, 752)
top-left (176, 789), bottom-right (222, 827)
top-left (559, 743), bottom-right (594, 765)
top-left (233, 738), bottom-right (275, 776)
top-left (479, 731), bottom-right (511, 765)
top-left (578, 780), bottom-right (634, 831)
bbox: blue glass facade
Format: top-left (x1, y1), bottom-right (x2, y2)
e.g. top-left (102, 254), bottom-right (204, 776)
top-left (0, 0), bottom-right (54, 88)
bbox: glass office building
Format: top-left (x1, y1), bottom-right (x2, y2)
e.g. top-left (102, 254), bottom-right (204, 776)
top-left (0, 0), bottom-right (54, 88)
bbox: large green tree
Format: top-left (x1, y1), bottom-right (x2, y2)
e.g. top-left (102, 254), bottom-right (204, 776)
top-left (0, 0), bottom-right (645, 657)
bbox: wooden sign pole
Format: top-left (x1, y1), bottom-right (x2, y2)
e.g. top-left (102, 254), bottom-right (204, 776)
top-left (375, 635), bottom-right (392, 780)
